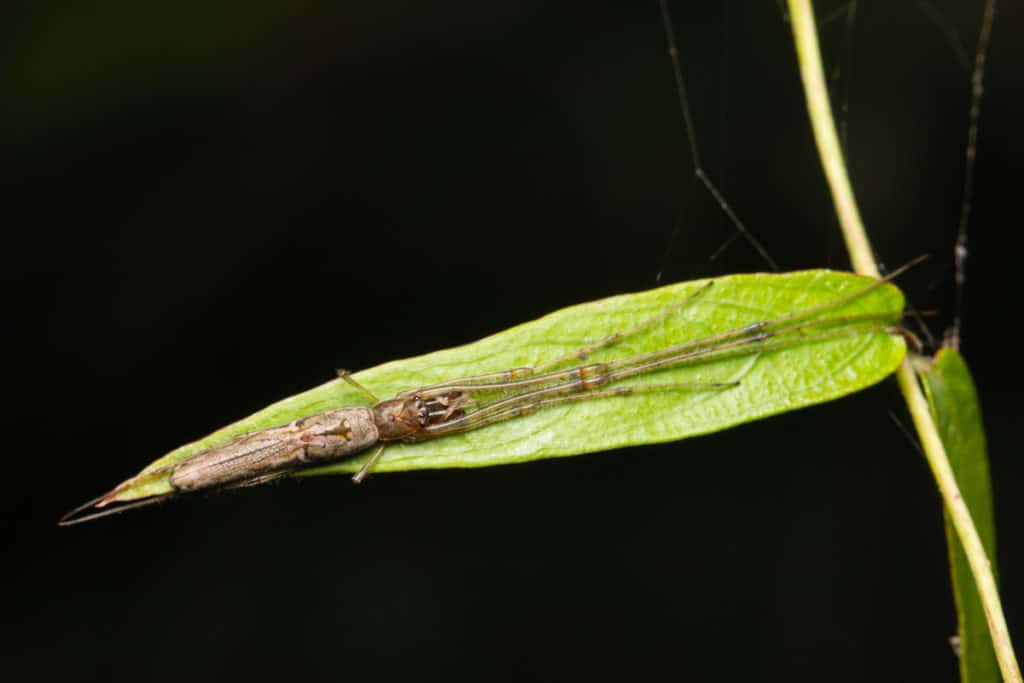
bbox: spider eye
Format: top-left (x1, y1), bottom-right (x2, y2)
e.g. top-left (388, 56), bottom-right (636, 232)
top-left (410, 397), bottom-right (426, 424)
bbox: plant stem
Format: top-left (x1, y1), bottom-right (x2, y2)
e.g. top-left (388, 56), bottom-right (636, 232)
top-left (785, 1), bottom-right (1021, 681)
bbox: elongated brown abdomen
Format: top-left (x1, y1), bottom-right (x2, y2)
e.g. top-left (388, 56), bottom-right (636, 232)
top-left (169, 407), bottom-right (378, 492)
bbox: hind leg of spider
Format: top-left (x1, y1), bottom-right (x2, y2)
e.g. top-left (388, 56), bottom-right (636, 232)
top-left (352, 444), bottom-right (387, 484)
top-left (337, 369), bottom-right (380, 402)
top-left (224, 471), bottom-right (286, 490)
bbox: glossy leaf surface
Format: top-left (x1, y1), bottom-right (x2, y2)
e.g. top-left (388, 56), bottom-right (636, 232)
top-left (113, 269), bottom-right (905, 502)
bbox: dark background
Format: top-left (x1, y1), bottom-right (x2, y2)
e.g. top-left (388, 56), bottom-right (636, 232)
top-left (4, 1), bottom-right (1022, 681)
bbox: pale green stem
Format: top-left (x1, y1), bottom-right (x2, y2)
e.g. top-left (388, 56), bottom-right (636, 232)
top-left (786, 1), bottom-right (1021, 681)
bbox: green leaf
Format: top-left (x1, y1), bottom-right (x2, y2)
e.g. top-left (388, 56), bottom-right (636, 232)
top-left (920, 349), bottom-right (999, 683)
top-left (112, 269), bottom-right (905, 502)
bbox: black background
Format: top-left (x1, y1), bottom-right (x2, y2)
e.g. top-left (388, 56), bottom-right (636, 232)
top-left (5, 2), bottom-right (1023, 681)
